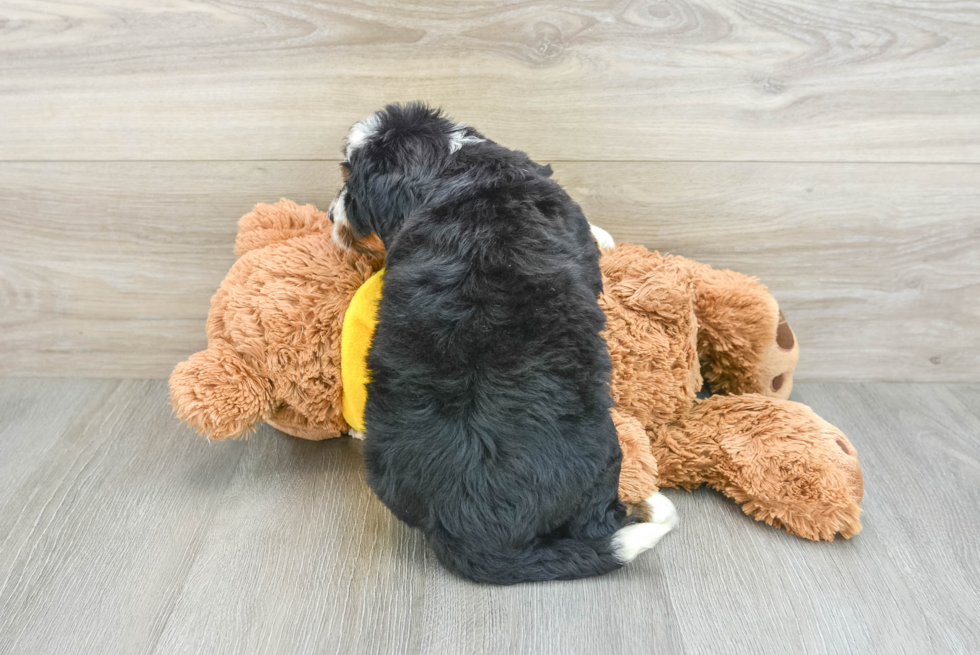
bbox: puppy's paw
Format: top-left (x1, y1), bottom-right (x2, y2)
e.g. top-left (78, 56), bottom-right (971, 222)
top-left (611, 521), bottom-right (674, 563)
top-left (646, 492), bottom-right (679, 529)
top-left (611, 492), bottom-right (678, 563)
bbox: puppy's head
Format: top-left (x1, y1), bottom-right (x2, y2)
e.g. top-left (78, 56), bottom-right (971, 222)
top-left (330, 102), bottom-right (484, 253)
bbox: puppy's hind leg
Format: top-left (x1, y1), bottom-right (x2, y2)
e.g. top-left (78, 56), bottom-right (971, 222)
top-left (566, 460), bottom-right (634, 540)
top-left (566, 463), bottom-right (678, 564)
top-left (611, 493), bottom-right (678, 563)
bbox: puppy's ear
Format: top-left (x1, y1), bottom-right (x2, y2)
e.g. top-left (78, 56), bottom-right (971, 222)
top-left (536, 163), bottom-right (554, 178)
top-left (344, 169), bottom-right (421, 248)
top-left (343, 102), bottom-right (465, 247)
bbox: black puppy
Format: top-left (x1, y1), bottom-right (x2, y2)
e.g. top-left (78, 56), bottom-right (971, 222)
top-left (330, 103), bottom-right (676, 584)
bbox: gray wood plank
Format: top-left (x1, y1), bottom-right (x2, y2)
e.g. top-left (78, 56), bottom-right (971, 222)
top-left (1, 380), bottom-right (979, 654)
top-left (781, 383), bottom-right (980, 652)
top-left (0, 379), bottom-right (117, 500)
top-left (1, 161), bottom-right (977, 381)
top-left (0, 379), bottom-right (249, 654)
top-left (151, 430), bottom-right (686, 655)
top-left (1, 1), bottom-right (979, 162)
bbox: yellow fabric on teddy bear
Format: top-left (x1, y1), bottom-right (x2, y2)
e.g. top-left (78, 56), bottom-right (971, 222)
top-left (341, 268), bottom-right (385, 433)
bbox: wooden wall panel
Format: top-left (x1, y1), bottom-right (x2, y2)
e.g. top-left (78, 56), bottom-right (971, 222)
top-left (1, 161), bottom-right (976, 380)
top-left (1, 1), bottom-right (977, 379)
top-left (0, 1), bottom-right (978, 162)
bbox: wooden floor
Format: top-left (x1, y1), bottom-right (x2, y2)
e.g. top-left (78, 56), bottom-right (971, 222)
top-left (1, 1), bottom-right (979, 381)
top-left (0, 379), bottom-right (977, 654)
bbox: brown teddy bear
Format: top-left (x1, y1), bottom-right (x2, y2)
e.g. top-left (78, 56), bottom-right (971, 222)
top-left (170, 199), bottom-right (863, 541)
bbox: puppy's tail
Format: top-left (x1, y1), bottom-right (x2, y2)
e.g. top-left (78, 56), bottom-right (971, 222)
top-left (429, 495), bottom-right (677, 585)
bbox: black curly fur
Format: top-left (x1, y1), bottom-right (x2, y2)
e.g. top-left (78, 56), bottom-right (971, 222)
top-left (334, 102), bottom-right (632, 584)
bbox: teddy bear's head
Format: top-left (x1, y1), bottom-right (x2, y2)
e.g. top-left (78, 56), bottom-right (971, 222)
top-left (169, 200), bottom-right (380, 440)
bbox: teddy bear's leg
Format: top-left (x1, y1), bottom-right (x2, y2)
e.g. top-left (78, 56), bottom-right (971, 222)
top-left (676, 394), bottom-right (863, 541)
top-left (677, 257), bottom-right (799, 399)
top-left (169, 343), bottom-right (274, 440)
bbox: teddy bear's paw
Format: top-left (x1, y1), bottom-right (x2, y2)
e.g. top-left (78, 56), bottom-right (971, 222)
top-left (350, 429), bottom-right (367, 441)
top-left (646, 492), bottom-right (679, 529)
top-left (611, 521), bottom-right (675, 563)
top-left (756, 310), bottom-right (799, 399)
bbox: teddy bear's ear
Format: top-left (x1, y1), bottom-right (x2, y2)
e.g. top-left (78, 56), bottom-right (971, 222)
top-left (169, 344), bottom-right (273, 440)
top-left (234, 198), bottom-right (332, 256)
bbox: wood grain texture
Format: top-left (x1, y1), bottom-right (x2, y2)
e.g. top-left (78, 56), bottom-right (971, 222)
top-left (557, 161), bottom-right (980, 382)
top-left (1, 160), bottom-right (977, 380)
top-left (1, 1), bottom-right (979, 162)
top-left (0, 379), bottom-right (249, 654)
top-left (0, 379), bottom-right (978, 654)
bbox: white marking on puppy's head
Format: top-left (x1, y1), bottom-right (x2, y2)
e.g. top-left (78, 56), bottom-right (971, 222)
top-left (447, 123), bottom-right (485, 154)
top-left (346, 112), bottom-right (383, 160)
top-left (330, 188), bottom-right (350, 249)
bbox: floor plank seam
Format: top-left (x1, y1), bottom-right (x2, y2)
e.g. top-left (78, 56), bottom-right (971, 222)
top-left (142, 440), bottom-right (251, 655)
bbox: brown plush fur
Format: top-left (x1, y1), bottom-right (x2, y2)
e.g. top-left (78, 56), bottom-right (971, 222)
top-left (170, 199), bottom-right (862, 541)
top-left (170, 199), bottom-right (383, 440)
